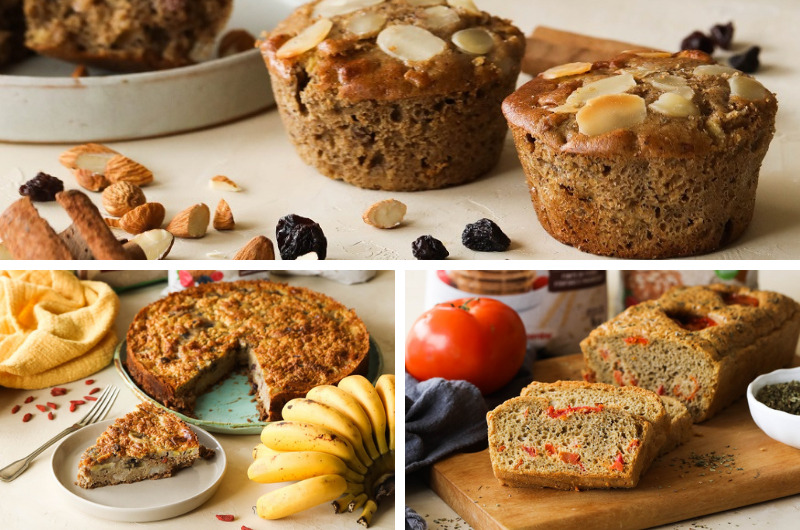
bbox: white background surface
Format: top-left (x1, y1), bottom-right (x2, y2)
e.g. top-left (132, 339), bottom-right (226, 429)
top-left (1, 0), bottom-right (799, 259)
top-left (0, 271), bottom-right (395, 529)
top-left (404, 269), bottom-right (800, 529)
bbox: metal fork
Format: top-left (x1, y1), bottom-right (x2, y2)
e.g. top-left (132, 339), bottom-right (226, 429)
top-left (0, 385), bottom-right (119, 482)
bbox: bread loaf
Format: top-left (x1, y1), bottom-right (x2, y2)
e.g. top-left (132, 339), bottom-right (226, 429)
top-left (659, 396), bottom-right (692, 455)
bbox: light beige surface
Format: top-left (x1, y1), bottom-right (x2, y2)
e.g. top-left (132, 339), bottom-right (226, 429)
top-left (0, 270), bottom-right (395, 529)
top-left (405, 269), bottom-right (800, 529)
top-left (1, 0), bottom-right (799, 259)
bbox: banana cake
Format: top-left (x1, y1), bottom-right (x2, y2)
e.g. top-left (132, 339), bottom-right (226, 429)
top-left (125, 280), bottom-right (370, 421)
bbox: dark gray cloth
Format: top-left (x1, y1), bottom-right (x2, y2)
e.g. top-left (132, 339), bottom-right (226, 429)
top-left (405, 507), bottom-right (427, 530)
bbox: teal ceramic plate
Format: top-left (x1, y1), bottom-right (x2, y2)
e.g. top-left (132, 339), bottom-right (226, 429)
top-left (114, 338), bottom-right (383, 435)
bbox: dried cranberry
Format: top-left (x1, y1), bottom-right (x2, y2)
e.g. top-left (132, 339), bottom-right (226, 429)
top-left (18, 172), bottom-right (64, 202)
top-left (411, 235), bottom-right (449, 260)
top-left (710, 22), bottom-right (734, 49)
top-left (275, 214), bottom-right (327, 260)
top-left (729, 46), bottom-right (760, 73)
top-left (461, 218), bottom-right (511, 252)
top-left (680, 31), bottom-right (715, 54)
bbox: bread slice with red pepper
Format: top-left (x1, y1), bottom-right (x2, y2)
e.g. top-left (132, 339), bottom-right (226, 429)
top-left (659, 396), bottom-right (692, 455)
top-left (581, 284), bottom-right (800, 422)
top-left (487, 396), bottom-right (659, 490)
top-left (520, 380), bottom-right (670, 451)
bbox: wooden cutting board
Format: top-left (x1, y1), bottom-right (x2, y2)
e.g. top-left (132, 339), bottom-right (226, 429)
top-left (430, 354), bottom-right (800, 530)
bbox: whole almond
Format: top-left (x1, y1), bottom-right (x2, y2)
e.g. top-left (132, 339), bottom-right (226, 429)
top-left (74, 168), bottom-right (110, 192)
top-left (213, 199), bottom-right (235, 230)
top-left (102, 182), bottom-right (146, 217)
top-left (233, 236), bottom-right (275, 260)
top-left (59, 143), bottom-right (117, 170)
top-left (166, 203), bottom-right (210, 239)
top-left (118, 202), bottom-right (165, 234)
top-left (105, 154), bottom-right (154, 186)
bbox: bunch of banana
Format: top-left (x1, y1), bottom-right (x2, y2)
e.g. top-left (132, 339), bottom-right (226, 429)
top-left (249, 374), bottom-right (395, 527)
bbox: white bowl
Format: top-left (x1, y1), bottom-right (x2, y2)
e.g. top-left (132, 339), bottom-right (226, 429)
top-left (746, 366), bottom-right (800, 449)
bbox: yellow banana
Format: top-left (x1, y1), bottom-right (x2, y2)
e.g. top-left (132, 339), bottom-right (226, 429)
top-left (256, 474), bottom-right (347, 520)
top-left (333, 492), bottom-right (356, 514)
top-left (338, 375), bottom-right (389, 455)
top-left (307, 385), bottom-right (381, 460)
top-left (252, 443), bottom-right (280, 460)
top-left (260, 421), bottom-right (368, 475)
top-left (283, 398), bottom-right (373, 469)
top-left (248, 450), bottom-right (363, 484)
top-left (357, 499), bottom-right (379, 527)
top-left (375, 374), bottom-right (396, 451)
top-left (350, 492), bottom-right (368, 512)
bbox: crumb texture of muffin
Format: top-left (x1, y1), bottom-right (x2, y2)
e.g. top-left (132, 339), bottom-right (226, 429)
top-left (262, 0), bottom-right (525, 191)
top-left (503, 50), bottom-right (778, 258)
top-left (23, 0), bottom-right (234, 71)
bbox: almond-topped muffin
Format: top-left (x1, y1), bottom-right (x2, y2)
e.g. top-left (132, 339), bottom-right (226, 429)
top-left (261, 0), bottom-right (524, 191)
top-left (503, 50), bottom-right (778, 258)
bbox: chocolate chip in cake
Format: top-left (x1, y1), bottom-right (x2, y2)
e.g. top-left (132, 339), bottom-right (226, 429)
top-left (680, 31), bottom-right (715, 54)
top-left (276, 214), bottom-right (328, 260)
top-left (729, 46), bottom-right (760, 73)
top-left (710, 22), bottom-right (734, 50)
top-left (412, 235), bottom-right (449, 260)
top-left (19, 172), bottom-right (64, 201)
top-left (462, 218), bottom-right (511, 252)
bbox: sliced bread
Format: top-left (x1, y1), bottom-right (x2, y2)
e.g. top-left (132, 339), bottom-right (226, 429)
top-left (659, 396), bottom-right (693, 455)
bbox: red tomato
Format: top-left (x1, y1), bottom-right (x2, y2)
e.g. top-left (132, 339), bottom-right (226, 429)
top-left (405, 297), bottom-right (527, 395)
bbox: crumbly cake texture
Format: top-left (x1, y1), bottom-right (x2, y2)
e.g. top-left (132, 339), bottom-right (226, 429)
top-left (23, 0), bottom-right (233, 71)
top-left (125, 280), bottom-right (370, 421)
top-left (0, 0), bottom-right (27, 66)
top-left (261, 0), bottom-right (524, 191)
top-left (76, 402), bottom-right (203, 489)
top-left (487, 395), bottom-right (658, 490)
top-left (581, 284), bottom-right (800, 422)
top-left (503, 50), bottom-right (778, 258)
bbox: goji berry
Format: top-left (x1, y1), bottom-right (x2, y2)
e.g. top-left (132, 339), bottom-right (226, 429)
top-left (89, 387), bottom-right (100, 395)
top-left (241, 527), bottom-right (253, 530)
top-left (24, 396), bottom-right (35, 403)
top-left (69, 403), bottom-right (77, 412)
top-left (22, 413), bottom-right (32, 422)
top-left (85, 396), bottom-right (97, 401)
top-left (47, 412), bottom-right (54, 420)
top-left (11, 405), bottom-right (20, 414)
top-left (85, 379), bottom-right (94, 385)
top-left (47, 402), bottom-right (57, 409)
top-left (51, 387), bottom-right (67, 396)
top-left (70, 400), bottom-right (85, 405)
top-left (215, 514), bottom-right (235, 522)
top-left (36, 404), bottom-right (47, 412)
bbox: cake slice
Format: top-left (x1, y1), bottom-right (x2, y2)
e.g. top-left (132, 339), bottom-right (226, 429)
top-left (76, 402), bottom-right (208, 489)
top-left (487, 396), bottom-right (658, 490)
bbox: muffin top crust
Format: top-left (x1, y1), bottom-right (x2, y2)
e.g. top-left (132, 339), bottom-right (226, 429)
top-left (261, 0), bottom-right (524, 102)
top-left (502, 50), bottom-right (777, 158)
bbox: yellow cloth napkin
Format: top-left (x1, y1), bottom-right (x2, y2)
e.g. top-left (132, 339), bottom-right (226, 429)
top-left (0, 270), bottom-right (119, 389)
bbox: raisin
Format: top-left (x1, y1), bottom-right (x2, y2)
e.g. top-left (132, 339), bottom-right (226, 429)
top-left (710, 22), bottom-right (734, 49)
top-left (18, 172), bottom-right (64, 202)
top-left (729, 46), bottom-right (760, 73)
top-left (275, 214), bottom-right (327, 260)
top-left (680, 31), bottom-right (715, 54)
top-left (461, 218), bottom-right (511, 252)
top-left (411, 235), bottom-right (449, 260)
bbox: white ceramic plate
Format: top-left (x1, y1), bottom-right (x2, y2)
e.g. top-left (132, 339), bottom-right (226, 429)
top-left (50, 419), bottom-right (226, 522)
top-left (0, 0), bottom-right (300, 143)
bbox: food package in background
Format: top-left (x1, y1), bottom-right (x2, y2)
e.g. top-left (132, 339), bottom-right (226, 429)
top-left (620, 271), bottom-right (758, 309)
top-left (425, 270), bottom-right (608, 357)
top-left (270, 270), bottom-right (377, 285)
top-left (77, 270), bottom-right (167, 292)
top-left (168, 270), bottom-right (270, 292)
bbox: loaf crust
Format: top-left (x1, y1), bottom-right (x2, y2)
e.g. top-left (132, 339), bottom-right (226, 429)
top-left (262, 0), bottom-right (524, 191)
top-left (488, 395), bottom-right (658, 490)
top-left (503, 51), bottom-right (778, 258)
top-left (581, 284), bottom-right (800, 422)
top-left (125, 280), bottom-right (370, 421)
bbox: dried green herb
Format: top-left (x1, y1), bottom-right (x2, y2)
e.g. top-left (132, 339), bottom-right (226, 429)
top-left (756, 381), bottom-right (800, 415)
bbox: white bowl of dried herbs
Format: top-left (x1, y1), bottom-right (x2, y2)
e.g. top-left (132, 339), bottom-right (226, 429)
top-left (747, 366), bottom-right (800, 449)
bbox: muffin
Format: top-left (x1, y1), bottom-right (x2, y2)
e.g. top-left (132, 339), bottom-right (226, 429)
top-left (23, 0), bottom-right (234, 71)
top-left (0, 0), bottom-right (28, 67)
top-left (261, 0), bottom-right (524, 191)
top-left (502, 50), bottom-right (778, 258)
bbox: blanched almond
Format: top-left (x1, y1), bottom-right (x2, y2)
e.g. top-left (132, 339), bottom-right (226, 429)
top-left (693, 64), bottom-right (738, 76)
top-left (105, 154), bottom-right (154, 186)
top-left (166, 203), bottom-right (210, 239)
top-left (276, 18), bottom-right (333, 59)
top-left (646, 73), bottom-right (694, 100)
top-left (541, 61), bottom-right (593, 80)
top-left (576, 93), bottom-right (647, 136)
top-left (565, 73), bottom-right (636, 107)
top-left (408, 0), bottom-right (444, 5)
top-left (421, 6), bottom-right (459, 31)
top-left (729, 76), bottom-right (768, 100)
top-left (377, 24), bottom-right (446, 62)
top-left (649, 92), bottom-right (699, 117)
top-left (452, 28), bottom-right (494, 55)
top-left (313, 0), bottom-right (384, 18)
top-left (447, 0), bottom-right (480, 14)
top-left (345, 12), bottom-right (386, 36)
top-left (362, 199), bottom-right (407, 229)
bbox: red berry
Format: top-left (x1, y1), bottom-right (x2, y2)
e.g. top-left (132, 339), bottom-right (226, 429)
top-left (47, 412), bottom-right (54, 420)
top-left (85, 379), bottom-right (94, 385)
top-left (11, 405), bottom-right (20, 414)
top-left (22, 413), bottom-right (33, 422)
top-left (70, 400), bottom-right (86, 405)
top-left (35, 404), bottom-right (47, 412)
top-left (215, 514), bottom-right (235, 522)
top-left (69, 403), bottom-right (76, 412)
top-left (89, 387), bottom-right (100, 395)
top-left (47, 402), bottom-right (57, 410)
top-left (85, 396), bottom-right (97, 401)
top-left (24, 396), bottom-right (35, 404)
top-left (51, 387), bottom-right (67, 396)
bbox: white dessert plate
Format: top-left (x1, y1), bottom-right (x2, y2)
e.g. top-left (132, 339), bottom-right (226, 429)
top-left (0, 0), bottom-right (300, 143)
top-left (50, 419), bottom-right (226, 522)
